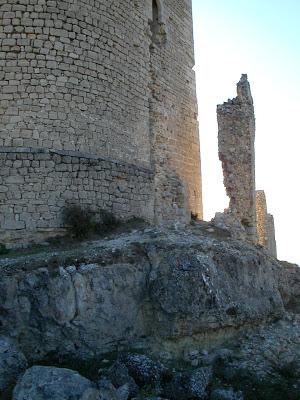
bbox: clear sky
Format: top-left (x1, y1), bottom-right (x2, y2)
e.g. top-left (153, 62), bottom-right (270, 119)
top-left (192, 0), bottom-right (300, 263)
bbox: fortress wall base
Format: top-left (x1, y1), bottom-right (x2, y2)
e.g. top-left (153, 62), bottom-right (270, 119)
top-left (0, 147), bottom-right (154, 245)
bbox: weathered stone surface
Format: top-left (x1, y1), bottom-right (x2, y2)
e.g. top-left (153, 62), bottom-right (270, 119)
top-left (277, 261), bottom-right (300, 313)
top-left (0, 225), bottom-right (293, 365)
top-left (212, 315), bottom-right (300, 400)
top-left (212, 211), bottom-right (248, 241)
top-left (217, 75), bottom-right (256, 242)
top-left (0, 337), bottom-right (27, 393)
top-left (12, 366), bottom-right (94, 400)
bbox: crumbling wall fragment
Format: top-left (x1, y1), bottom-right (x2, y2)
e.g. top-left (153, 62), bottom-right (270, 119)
top-left (217, 75), bottom-right (257, 242)
top-left (256, 190), bottom-right (277, 257)
top-left (267, 214), bottom-right (277, 258)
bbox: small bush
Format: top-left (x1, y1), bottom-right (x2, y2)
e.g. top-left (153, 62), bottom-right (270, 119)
top-left (63, 205), bottom-right (121, 239)
top-left (62, 205), bottom-right (95, 239)
top-left (97, 209), bottom-right (120, 234)
top-left (191, 212), bottom-right (199, 221)
top-left (0, 243), bottom-right (9, 256)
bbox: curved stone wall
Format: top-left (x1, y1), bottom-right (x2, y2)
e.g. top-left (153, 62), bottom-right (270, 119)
top-left (0, 0), bottom-right (203, 243)
top-left (0, 147), bottom-right (154, 245)
top-left (0, 0), bottom-right (151, 166)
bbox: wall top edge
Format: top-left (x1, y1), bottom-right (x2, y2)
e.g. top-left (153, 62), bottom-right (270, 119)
top-left (0, 146), bottom-right (154, 174)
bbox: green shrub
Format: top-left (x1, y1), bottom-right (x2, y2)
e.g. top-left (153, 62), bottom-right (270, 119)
top-left (62, 205), bottom-right (121, 239)
top-left (0, 243), bottom-right (9, 255)
top-left (62, 205), bottom-right (95, 239)
top-left (97, 209), bottom-right (120, 234)
top-left (191, 212), bottom-right (199, 221)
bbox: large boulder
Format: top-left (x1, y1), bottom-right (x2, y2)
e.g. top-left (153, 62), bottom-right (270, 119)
top-left (0, 337), bottom-right (27, 393)
top-left (13, 366), bottom-right (94, 400)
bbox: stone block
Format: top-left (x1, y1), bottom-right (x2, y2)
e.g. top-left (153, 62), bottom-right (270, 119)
top-left (3, 219), bottom-right (25, 230)
top-left (6, 175), bottom-right (24, 184)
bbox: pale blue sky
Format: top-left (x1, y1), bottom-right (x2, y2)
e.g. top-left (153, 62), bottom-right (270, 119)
top-left (192, 0), bottom-right (300, 263)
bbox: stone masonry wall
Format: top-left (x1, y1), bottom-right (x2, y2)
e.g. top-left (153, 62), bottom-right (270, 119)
top-left (0, 147), bottom-right (154, 245)
top-left (0, 0), bottom-right (203, 241)
top-left (256, 190), bottom-right (277, 257)
top-left (0, 0), bottom-right (152, 167)
top-left (217, 75), bottom-right (257, 242)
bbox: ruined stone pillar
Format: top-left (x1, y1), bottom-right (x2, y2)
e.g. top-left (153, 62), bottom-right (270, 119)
top-left (256, 190), bottom-right (277, 257)
top-left (217, 75), bottom-right (257, 241)
top-left (266, 214), bottom-right (277, 258)
top-left (256, 190), bottom-right (268, 247)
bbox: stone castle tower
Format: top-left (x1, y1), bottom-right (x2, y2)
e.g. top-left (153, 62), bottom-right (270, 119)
top-left (0, 0), bottom-right (203, 244)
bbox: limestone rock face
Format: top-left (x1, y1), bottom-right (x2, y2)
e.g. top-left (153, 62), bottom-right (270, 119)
top-left (12, 366), bottom-right (94, 400)
top-left (0, 225), bottom-right (294, 365)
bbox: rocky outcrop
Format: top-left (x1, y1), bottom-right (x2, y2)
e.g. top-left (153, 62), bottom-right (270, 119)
top-left (1, 224), bottom-right (300, 399)
top-left (0, 337), bottom-right (27, 395)
top-left (8, 315), bottom-right (300, 400)
top-left (0, 224), bottom-right (297, 366)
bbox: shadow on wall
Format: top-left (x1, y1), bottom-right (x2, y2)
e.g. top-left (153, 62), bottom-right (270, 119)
top-left (154, 169), bottom-right (191, 225)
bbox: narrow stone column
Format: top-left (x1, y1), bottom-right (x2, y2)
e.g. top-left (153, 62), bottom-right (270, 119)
top-left (266, 214), bottom-right (277, 258)
top-left (256, 190), bottom-right (268, 247)
top-left (217, 75), bottom-right (257, 242)
top-left (256, 190), bottom-right (277, 257)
